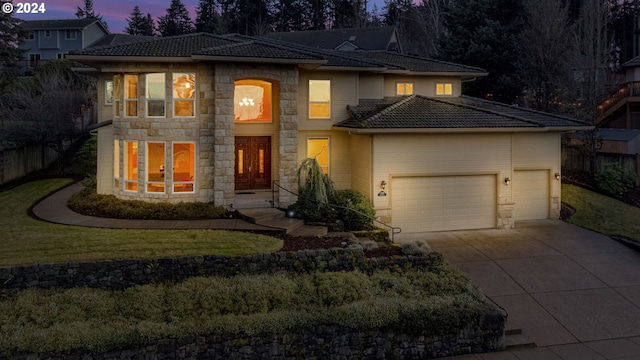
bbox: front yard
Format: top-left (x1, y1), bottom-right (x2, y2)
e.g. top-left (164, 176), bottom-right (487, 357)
top-left (562, 183), bottom-right (640, 242)
top-left (0, 179), bottom-right (282, 266)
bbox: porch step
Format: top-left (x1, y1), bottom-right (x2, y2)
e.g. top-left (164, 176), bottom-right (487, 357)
top-left (238, 208), bottom-right (318, 235)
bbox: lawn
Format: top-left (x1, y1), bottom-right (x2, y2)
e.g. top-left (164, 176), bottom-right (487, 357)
top-left (562, 183), bottom-right (640, 242)
top-left (0, 179), bottom-right (282, 266)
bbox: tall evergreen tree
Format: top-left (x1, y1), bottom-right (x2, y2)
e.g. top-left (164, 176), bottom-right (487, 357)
top-left (125, 5), bottom-right (155, 36)
top-left (273, 0), bottom-right (313, 31)
top-left (196, 0), bottom-right (227, 34)
top-left (438, 0), bottom-right (524, 104)
top-left (157, 0), bottom-right (195, 37)
top-left (75, 0), bottom-right (108, 29)
top-left (0, 10), bottom-right (26, 82)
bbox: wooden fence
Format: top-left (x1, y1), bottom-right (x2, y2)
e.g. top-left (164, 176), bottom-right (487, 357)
top-left (562, 147), bottom-right (640, 183)
top-left (0, 143), bottom-right (69, 186)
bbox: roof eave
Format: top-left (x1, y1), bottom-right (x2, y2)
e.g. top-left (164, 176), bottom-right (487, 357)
top-left (316, 65), bottom-right (388, 72)
top-left (66, 55), bottom-right (193, 63)
top-left (332, 125), bottom-right (594, 134)
top-left (191, 55), bottom-right (327, 65)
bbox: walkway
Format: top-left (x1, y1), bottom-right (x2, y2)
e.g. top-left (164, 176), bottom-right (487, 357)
top-left (32, 182), bottom-right (279, 232)
top-left (397, 221), bottom-right (640, 360)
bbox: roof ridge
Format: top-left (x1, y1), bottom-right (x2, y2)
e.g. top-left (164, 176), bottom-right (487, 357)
top-left (429, 96), bottom-right (545, 127)
top-left (228, 35), bottom-right (327, 60)
top-left (364, 95), bottom-right (417, 125)
top-left (458, 95), bottom-right (591, 125)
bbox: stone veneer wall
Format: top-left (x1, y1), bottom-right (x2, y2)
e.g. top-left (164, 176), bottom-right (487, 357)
top-left (0, 247), bottom-right (505, 360)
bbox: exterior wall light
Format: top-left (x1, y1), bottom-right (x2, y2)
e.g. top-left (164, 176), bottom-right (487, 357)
top-left (504, 177), bottom-right (511, 185)
top-left (555, 173), bottom-right (561, 180)
top-left (381, 180), bottom-right (387, 190)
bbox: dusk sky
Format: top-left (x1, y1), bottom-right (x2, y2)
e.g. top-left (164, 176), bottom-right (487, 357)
top-left (15, 0), bottom-right (385, 34)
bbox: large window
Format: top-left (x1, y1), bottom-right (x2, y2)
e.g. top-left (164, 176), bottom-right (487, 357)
top-left (309, 80), bottom-right (331, 119)
top-left (113, 75), bottom-right (121, 117)
top-left (146, 142), bottom-right (166, 193)
top-left (124, 74), bottom-right (138, 117)
top-left (173, 142), bottom-right (195, 192)
top-left (124, 141), bottom-right (138, 191)
top-left (397, 82), bottom-right (414, 95)
top-left (307, 138), bottom-right (329, 175)
top-left (146, 73), bottom-right (166, 117)
top-left (436, 83), bottom-right (453, 96)
top-left (114, 140), bottom-right (120, 188)
top-left (173, 73), bottom-right (195, 117)
top-left (234, 80), bottom-right (272, 122)
top-left (105, 80), bottom-right (114, 105)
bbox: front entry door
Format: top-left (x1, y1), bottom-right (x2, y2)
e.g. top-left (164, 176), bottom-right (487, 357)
top-left (235, 136), bottom-right (271, 190)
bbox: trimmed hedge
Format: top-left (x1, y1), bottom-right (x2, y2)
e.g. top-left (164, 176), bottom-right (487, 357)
top-left (67, 187), bottom-right (228, 220)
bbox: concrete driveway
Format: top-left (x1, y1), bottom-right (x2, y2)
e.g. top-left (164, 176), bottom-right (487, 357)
top-left (396, 220), bottom-right (640, 360)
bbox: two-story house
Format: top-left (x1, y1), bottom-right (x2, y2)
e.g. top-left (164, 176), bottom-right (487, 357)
top-left (18, 18), bottom-right (109, 67)
top-left (67, 33), bottom-right (591, 233)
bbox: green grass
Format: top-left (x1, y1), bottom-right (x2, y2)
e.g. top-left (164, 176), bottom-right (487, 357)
top-left (562, 183), bottom-right (640, 241)
top-left (0, 179), bottom-right (282, 266)
top-left (0, 265), bottom-right (494, 355)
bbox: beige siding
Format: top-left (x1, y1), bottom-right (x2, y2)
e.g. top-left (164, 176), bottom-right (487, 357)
top-left (297, 70), bottom-right (358, 131)
top-left (297, 130), bottom-right (351, 190)
top-left (373, 133), bottom-right (512, 211)
top-left (349, 134), bottom-right (372, 199)
top-left (96, 126), bottom-right (114, 195)
top-left (358, 74), bottom-right (384, 99)
top-left (383, 75), bottom-right (461, 97)
top-left (514, 170), bottom-right (549, 220)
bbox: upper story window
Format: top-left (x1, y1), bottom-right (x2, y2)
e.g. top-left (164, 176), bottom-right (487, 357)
top-left (113, 75), bottom-right (121, 117)
top-left (105, 80), bottom-right (114, 106)
top-left (234, 79), bottom-right (272, 122)
top-left (173, 73), bottom-right (195, 117)
top-left (44, 30), bottom-right (51, 38)
top-left (307, 138), bottom-right (330, 175)
top-left (397, 82), bottom-right (414, 96)
top-left (146, 73), bottom-right (165, 117)
top-left (436, 83), bottom-right (453, 96)
top-left (309, 80), bottom-right (331, 119)
top-left (124, 74), bottom-right (138, 117)
top-left (65, 30), bottom-right (76, 40)
top-left (26, 31), bottom-right (35, 40)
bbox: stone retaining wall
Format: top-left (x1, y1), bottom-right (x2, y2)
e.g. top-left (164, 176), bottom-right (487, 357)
top-left (0, 245), bottom-right (440, 291)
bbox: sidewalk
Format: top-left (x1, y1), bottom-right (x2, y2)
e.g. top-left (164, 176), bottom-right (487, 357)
top-left (31, 182), bottom-right (279, 232)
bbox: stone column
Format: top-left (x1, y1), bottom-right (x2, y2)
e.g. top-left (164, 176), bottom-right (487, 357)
top-left (278, 72), bottom-right (299, 207)
top-left (212, 67), bottom-right (235, 207)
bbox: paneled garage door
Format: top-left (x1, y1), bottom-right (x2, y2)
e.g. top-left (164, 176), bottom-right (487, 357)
top-left (513, 170), bottom-right (549, 221)
top-left (392, 175), bottom-right (496, 233)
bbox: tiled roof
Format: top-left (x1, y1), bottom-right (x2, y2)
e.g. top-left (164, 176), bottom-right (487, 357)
top-left (19, 18), bottom-right (102, 30)
top-left (194, 40), bottom-right (325, 61)
top-left (264, 26), bottom-right (399, 51)
top-left (335, 95), bottom-right (590, 130)
top-left (573, 128), bottom-right (640, 141)
top-left (623, 55), bottom-right (640, 68)
top-left (342, 51), bottom-right (486, 73)
top-left (88, 34), bottom-right (154, 47)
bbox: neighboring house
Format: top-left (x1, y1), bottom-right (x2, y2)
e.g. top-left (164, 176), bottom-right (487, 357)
top-left (264, 26), bottom-right (401, 52)
top-left (67, 32), bottom-right (591, 233)
top-left (18, 18), bottom-right (109, 67)
top-left (596, 55), bottom-right (640, 129)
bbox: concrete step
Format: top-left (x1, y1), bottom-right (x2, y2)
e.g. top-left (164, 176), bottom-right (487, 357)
top-left (289, 225), bottom-right (329, 237)
top-left (505, 332), bottom-right (536, 351)
top-left (237, 208), bottom-right (285, 223)
top-left (257, 216), bottom-right (306, 235)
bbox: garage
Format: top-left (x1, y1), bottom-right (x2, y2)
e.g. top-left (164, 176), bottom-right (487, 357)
top-left (513, 170), bottom-right (549, 220)
top-left (391, 175), bottom-right (496, 233)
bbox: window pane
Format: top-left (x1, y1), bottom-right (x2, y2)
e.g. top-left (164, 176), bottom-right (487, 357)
top-left (174, 100), bottom-right (194, 117)
top-left (234, 80), bottom-right (272, 122)
top-left (126, 101), bottom-right (137, 117)
top-left (309, 80), bottom-right (330, 102)
top-left (146, 73), bottom-right (165, 98)
top-left (105, 80), bottom-right (114, 105)
top-left (173, 142), bottom-right (195, 193)
top-left (124, 141), bottom-right (138, 191)
top-left (437, 83), bottom-right (452, 95)
top-left (406, 83), bottom-right (414, 95)
top-left (173, 73), bottom-right (195, 99)
top-left (307, 138), bottom-right (329, 175)
top-left (397, 83), bottom-right (405, 95)
top-left (238, 149), bottom-right (244, 174)
top-left (147, 142), bottom-right (165, 193)
top-left (124, 75), bottom-right (137, 99)
top-left (147, 100), bottom-right (165, 117)
top-left (309, 104), bottom-right (330, 118)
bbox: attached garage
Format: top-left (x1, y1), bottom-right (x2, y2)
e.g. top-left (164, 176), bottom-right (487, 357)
top-left (513, 170), bottom-right (550, 220)
top-left (392, 175), bottom-right (496, 233)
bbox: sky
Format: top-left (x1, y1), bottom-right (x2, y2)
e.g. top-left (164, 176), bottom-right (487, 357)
top-left (14, 0), bottom-right (385, 34)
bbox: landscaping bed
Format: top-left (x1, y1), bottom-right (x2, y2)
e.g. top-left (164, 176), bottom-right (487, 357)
top-left (279, 235), bottom-right (404, 258)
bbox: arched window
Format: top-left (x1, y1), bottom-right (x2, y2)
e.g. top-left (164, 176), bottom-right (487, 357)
top-left (234, 79), bottom-right (272, 122)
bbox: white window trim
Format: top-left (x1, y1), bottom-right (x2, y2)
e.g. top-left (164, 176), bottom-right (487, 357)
top-left (145, 141), bottom-right (166, 194)
top-left (172, 141), bottom-right (196, 194)
top-left (309, 79), bottom-right (331, 119)
top-left (123, 140), bottom-right (138, 192)
top-left (307, 136), bottom-right (330, 176)
top-left (123, 74), bottom-right (138, 118)
top-left (172, 73), bottom-right (196, 118)
top-left (146, 73), bottom-right (166, 118)
top-left (396, 82), bottom-right (414, 96)
top-left (436, 83), bottom-right (453, 96)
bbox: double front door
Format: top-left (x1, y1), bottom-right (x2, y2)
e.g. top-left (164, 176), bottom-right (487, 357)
top-left (234, 136), bottom-right (271, 190)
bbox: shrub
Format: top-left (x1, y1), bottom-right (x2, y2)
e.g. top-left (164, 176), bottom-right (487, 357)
top-left (402, 240), bottom-right (432, 257)
top-left (67, 187), bottom-right (228, 220)
top-left (333, 189), bottom-right (376, 231)
top-left (352, 229), bottom-right (391, 244)
top-left (595, 163), bottom-right (636, 195)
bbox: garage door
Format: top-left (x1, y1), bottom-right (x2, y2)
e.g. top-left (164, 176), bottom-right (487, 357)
top-left (513, 170), bottom-right (549, 220)
top-left (392, 175), bottom-right (496, 233)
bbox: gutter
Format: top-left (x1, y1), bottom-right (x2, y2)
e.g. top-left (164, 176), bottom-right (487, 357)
top-left (332, 125), bottom-right (595, 134)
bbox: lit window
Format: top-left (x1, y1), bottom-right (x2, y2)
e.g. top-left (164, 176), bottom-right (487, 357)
top-left (124, 141), bottom-right (138, 192)
top-left (105, 80), bottom-right (114, 105)
top-left (173, 73), bottom-right (195, 117)
top-left (309, 80), bottom-right (331, 119)
top-left (397, 82), bottom-right (414, 95)
top-left (65, 30), bottom-right (76, 40)
top-left (113, 76), bottom-right (121, 117)
top-left (114, 140), bottom-right (120, 188)
top-left (436, 83), bottom-right (453, 96)
top-left (307, 138), bottom-right (329, 175)
top-left (234, 79), bottom-right (272, 122)
top-left (173, 142), bottom-right (195, 192)
top-left (124, 74), bottom-right (138, 117)
top-left (146, 142), bottom-right (165, 193)
top-left (146, 73), bottom-right (165, 117)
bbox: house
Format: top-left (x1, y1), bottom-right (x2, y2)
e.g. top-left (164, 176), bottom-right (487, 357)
top-left (66, 32), bottom-right (591, 233)
top-left (596, 55), bottom-right (640, 129)
top-left (18, 18), bottom-right (109, 67)
top-left (264, 26), bottom-right (401, 52)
